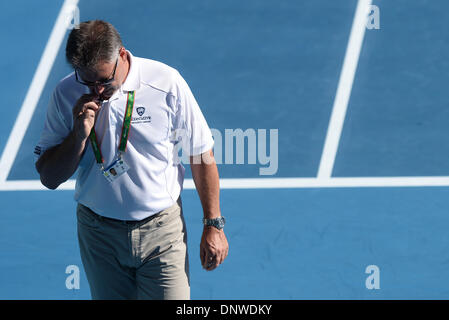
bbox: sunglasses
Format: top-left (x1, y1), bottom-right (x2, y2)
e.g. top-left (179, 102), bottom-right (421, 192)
top-left (75, 56), bottom-right (118, 87)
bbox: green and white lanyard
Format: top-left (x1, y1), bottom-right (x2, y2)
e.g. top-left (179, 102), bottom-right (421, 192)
top-left (89, 91), bottom-right (135, 170)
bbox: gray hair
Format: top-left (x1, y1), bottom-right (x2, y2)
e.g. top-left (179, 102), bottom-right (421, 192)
top-left (66, 20), bottom-right (123, 70)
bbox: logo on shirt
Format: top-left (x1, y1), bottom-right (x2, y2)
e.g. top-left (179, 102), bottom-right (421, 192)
top-left (34, 146), bottom-right (42, 156)
top-left (132, 106), bottom-right (151, 124)
top-left (136, 107), bottom-right (145, 116)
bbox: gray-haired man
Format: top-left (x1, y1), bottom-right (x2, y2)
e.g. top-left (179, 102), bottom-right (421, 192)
top-left (34, 20), bottom-right (228, 299)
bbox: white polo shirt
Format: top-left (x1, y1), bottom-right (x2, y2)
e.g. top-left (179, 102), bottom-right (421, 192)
top-left (35, 51), bottom-right (214, 221)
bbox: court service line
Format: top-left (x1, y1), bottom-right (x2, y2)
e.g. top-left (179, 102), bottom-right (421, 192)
top-left (0, 0), bottom-right (79, 183)
top-left (2, 177), bottom-right (449, 191)
top-left (317, 0), bottom-right (372, 179)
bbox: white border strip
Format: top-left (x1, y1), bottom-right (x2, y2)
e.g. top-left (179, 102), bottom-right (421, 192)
top-left (317, 0), bottom-right (372, 179)
top-left (0, 0), bottom-right (79, 182)
top-left (2, 177), bottom-right (449, 191)
top-left (0, 179), bottom-right (76, 191)
top-left (219, 177), bottom-right (449, 188)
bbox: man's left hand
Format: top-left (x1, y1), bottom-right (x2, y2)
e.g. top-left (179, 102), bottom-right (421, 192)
top-left (200, 226), bottom-right (229, 271)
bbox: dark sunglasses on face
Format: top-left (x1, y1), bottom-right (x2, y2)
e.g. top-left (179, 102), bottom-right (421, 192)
top-left (75, 56), bottom-right (118, 87)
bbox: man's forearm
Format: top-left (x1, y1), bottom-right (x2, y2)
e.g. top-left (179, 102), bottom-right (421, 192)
top-left (192, 149), bottom-right (228, 271)
top-left (36, 131), bottom-right (86, 190)
top-left (190, 150), bottom-right (221, 219)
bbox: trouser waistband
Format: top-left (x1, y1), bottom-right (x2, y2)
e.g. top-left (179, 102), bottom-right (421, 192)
top-left (78, 197), bottom-right (181, 226)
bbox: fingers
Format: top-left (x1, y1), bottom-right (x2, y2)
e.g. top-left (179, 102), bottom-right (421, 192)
top-left (72, 94), bottom-right (101, 119)
top-left (200, 229), bottom-right (229, 271)
top-left (76, 102), bottom-right (99, 119)
top-left (200, 246), bottom-right (206, 268)
top-left (72, 94), bottom-right (102, 141)
top-left (219, 246), bottom-right (228, 265)
top-left (202, 247), bottom-right (216, 271)
top-left (213, 245), bottom-right (228, 270)
top-left (75, 101), bottom-right (100, 117)
top-left (201, 246), bottom-right (216, 271)
top-left (202, 250), bottom-right (217, 271)
top-left (206, 248), bottom-right (227, 271)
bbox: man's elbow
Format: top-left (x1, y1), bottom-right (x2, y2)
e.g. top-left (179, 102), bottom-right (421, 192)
top-left (44, 183), bottom-right (59, 191)
top-left (39, 175), bottom-right (60, 190)
top-left (36, 163), bottom-right (59, 190)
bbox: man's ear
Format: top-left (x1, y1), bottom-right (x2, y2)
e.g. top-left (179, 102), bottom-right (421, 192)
top-left (119, 47), bottom-right (127, 60)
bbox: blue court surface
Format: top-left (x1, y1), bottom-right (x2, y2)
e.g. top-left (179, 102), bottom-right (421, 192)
top-left (1, 0), bottom-right (449, 299)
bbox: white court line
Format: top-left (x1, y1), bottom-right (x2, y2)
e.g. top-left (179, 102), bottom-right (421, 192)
top-left (317, 0), bottom-right (372, 179)
top-left (0, 0), bottom-right (79, 183)
top-left (0, 179), bottom-right (76, 191)
top-left (2, 177), bottom-right (449, 191)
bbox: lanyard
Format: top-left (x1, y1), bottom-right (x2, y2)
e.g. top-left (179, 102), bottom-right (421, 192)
top-left (89, 91), bottom-right (135, 168)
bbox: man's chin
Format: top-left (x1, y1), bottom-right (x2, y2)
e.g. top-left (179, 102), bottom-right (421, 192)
top-left (99, 90), bottom-right (116, 101)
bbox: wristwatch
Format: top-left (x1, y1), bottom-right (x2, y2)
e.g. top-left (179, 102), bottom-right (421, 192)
top-left (203, 216), bottom-right (226, 230)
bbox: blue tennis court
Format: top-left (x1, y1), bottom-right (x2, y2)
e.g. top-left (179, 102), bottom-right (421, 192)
top-left (1, 0), bottom-right (449, 299)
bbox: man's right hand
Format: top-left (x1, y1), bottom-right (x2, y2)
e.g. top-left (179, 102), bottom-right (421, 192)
top-left (72, 94), bottom-right (101, 142)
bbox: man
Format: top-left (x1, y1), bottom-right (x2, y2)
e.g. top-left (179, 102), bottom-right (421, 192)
top-left (34, 20), bottom-right (228, 300)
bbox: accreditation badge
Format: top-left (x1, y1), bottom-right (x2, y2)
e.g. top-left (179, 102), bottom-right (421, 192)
top-left (102, 156), bottom-right (130, 183)
top-left (91, 91), bottom-right (135, 183)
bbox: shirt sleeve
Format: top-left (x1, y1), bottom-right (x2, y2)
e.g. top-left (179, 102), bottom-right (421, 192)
top-left (34, 87), bottom-right (72, 164)
top-left (174, 71), bottom-right (214, 156)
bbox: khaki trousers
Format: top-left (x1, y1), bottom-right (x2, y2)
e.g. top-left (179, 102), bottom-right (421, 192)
top-left (76, 197), bottom-right (190, 300)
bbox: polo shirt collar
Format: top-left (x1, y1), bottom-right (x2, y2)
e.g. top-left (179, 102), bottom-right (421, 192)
top-left (120, 50), bottom-right (140, 93)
